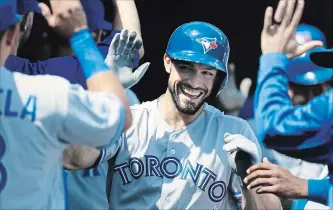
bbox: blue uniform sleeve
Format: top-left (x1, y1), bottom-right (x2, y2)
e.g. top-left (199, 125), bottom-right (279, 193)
top-left (4, 30), bottom-right (129, 90)
top-left (5, 55), bottom-right (85, 86)
top-left (307, 178), bottom-right (330, 205)
top-left (254, 52), bottom-right (333, 164)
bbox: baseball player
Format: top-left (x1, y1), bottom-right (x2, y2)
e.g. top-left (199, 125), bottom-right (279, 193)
top-left (64, 21), bottom-right (282, 210)
top-left (254, 0), bottom-right (332, 207)
top-left (261, 23), bottom-right (331, 179)
top-left (4, 1), bottom-right (145, 209)
top-left (309, 39), bottom-right (333, 210)
top-left (0, 0), bottom-right (138, 208)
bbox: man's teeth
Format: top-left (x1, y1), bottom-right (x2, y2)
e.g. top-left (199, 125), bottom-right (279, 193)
top-left (182, 87), bottom-right (201, 97)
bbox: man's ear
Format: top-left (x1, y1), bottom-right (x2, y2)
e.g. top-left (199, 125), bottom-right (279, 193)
top-left (164, 53), bottom-right (172, 74)
top-left (5, 24), bottom-right (20, 47)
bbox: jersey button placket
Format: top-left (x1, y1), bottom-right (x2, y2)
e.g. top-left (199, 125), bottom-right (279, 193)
top-left (160, 131), bottom-right (176, 209)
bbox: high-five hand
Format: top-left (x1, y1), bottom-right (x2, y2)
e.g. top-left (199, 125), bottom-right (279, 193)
top-left (261, 0), bottom-right (323, 59)
top-left (38, 0), bottom-right (87, 38)
top-left (105, 30), bottom-right (150, 89)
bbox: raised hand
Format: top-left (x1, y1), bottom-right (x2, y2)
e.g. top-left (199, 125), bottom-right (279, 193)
top-left (38, 0), bottom-right (87, 38)
top-left (105, 30), bottom-right (150, 89)
top-left (261, 0), bottom-right (323, 59)
top-left (218, 63), bottom-right (252, 113)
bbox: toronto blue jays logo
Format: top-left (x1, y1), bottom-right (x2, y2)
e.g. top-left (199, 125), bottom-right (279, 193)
top-left (196, 37), bottom-right (218, 54)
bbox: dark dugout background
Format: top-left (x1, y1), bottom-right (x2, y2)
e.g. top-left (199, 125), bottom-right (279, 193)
top-left (20, 0), bottom-right (333, 102)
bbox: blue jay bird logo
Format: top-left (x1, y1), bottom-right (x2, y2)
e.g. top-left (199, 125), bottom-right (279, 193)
top-left (196, 37), bottom-right (218, 54)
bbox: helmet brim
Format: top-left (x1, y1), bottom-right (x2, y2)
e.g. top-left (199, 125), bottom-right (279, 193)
top-left (310, 48), bottom-right (333, 68)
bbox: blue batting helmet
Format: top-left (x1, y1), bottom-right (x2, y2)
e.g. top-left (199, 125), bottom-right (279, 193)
top-left (287, 24), bottom-right (332, 85)
top-left (166, 21), bottom-right (230, 96)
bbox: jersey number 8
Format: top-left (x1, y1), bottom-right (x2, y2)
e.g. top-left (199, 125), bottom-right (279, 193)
top-left (0, 133), bottom-right (7, 192)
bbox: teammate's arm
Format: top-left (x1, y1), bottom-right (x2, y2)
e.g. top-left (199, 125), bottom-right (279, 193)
top-left (112, 0), bottom-right (144, 58)
top-left (245, 158), bottom-right (330, 205)
top-left (254, 0), bottom-right (332, 162)
top-left (237, 123), bottom-right (282, 210)
top-left (5, 31), bottom-right (122, 88)
top-left (63, 145), bottom-right (100, 170)
top-left (38, 0), bottom-right (131, 137)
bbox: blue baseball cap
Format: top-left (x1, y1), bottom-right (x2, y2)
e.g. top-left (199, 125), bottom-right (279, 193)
top-left (17, 0), bottom-right (41, 15)
top-left (0, 0), bottom-right (22, 31)
top-left (81, 0), bottom-right (112, 31)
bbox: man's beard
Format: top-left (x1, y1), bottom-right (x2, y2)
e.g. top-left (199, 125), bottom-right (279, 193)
top-left (168, 82), bottom-right (207, 115)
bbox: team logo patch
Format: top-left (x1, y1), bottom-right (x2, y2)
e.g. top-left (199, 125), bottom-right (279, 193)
top-left (196, 37), bottom-right (218, 54)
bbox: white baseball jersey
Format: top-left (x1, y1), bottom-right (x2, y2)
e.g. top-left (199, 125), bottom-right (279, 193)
top-left (99, 98), bottom-right (261, 210)
top-left (0, 68), bottom-right (125, 209)
top-left (66, 89), bottom-right (140, 210)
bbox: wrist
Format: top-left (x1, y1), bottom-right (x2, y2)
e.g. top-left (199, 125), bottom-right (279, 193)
top-left (73, 25), bottom-right (88, 34)
top-left (70, 29), bottom-right (110, 79)
top-left (296, 178), bottom-right (308, 199)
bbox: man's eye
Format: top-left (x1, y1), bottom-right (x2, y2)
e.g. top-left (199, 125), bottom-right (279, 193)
top-left (203, 71), bottom-right (213, 76)
top-left (180, 66), bottom-right (192, 70)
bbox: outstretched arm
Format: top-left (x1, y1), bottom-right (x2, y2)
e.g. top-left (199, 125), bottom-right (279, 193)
top-left (254, 0), bottom-right (332, 163)
top-left (112, 0), bottom-right (144, 58)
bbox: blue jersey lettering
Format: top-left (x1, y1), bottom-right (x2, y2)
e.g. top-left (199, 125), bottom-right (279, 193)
top-left (0, 88), bottom-right (37, 122)
top-left (0, 133), bottom-right (8, 192)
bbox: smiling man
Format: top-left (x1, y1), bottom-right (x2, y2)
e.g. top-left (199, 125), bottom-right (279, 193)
top-left (64, 21), bottom-right (281, 210)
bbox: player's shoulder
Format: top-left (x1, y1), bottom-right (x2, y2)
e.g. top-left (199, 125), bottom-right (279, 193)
top-left (203, 103), bottom-right (249, 126)
top-left (12, 70), bottom-right (71, 89)
top-left (129, 99), bottom-right (156, 113)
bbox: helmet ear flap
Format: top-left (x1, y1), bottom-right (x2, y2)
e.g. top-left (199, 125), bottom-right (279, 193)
top-left (212, 71), bottom-right (227, 97)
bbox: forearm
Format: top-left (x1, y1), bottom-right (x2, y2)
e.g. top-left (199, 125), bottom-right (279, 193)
top-left (242, 187), bottom-right (282, 210)
top-left (112, 0), bottom-right (144, 58)
top-left (63, 145), bottom-right (100, 170)
top-left (254, 53), bottom-right (332, 161)
top-left (70, 29), bottom-right (132, 130)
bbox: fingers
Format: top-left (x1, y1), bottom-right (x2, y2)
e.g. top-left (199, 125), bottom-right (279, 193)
top-left (247, 177), bottom-right (278, 190)
top-left (132, 62), bottom-right (151, 86)
top-left (222, 143), bottom-right (238, 153)
top-left (295, 41), bottom-right (323, 57)
top-left (123, 31), bottom-right (137, 56)
top-left (129, 39), bottom-right (143, 62)
top-left (117, 30), bottom-right (129, 55)
top-left (256, 185), bottom-right (278, 194)
top-left (39, 3), bottom-right (55, 27)
top-left (263, 6), bottom-right (273, 31)
top-left (239, 78), bottom-right (252, 98)
top-left (246, 162), bottom-right (275, 174)
top-left (289, 0), bottom-right (305, 29)
top-left (224, 133), bottom-right (232, 142)
top-left (227, 63), bottom-right (237, 88)
top-left (109, 33), bottom-right (120, 55)
top-left (281, 0), bottom-right (297, 28)
top-left (274, 0), bottom-right (287, 23)
top-left (244, 169), bottom-right (278, 184)
top-left (263, 157), bottom-right (271, 163)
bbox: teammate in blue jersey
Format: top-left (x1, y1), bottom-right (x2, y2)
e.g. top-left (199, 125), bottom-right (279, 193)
top-left (255, 0), bottom-right (332, 168)
top-left (0, 0), bottom-right (136, 208)
top-left (254, 0), bottom-right (332, 207)
top-left (6, 1), bottom-right (146, 209)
